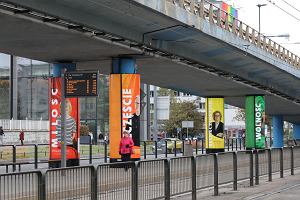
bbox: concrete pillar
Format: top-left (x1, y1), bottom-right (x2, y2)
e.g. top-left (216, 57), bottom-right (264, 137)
top-left (293, 124), bottom-right (300, 140)
top-left (272, 115), bottom-right (284, 148)
top-left (53, 63), bottom-right (76, 77)
top-left (112, 58), bottom-right (136, 74)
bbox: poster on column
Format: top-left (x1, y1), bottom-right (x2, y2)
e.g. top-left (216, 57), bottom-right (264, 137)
top-left (49, 77), bottom-right (80, 161)
top-left (109, 74), bottom-right (141, 161)
top-left (254, 96), bottom-right (265, 148)
top-left (205, 98), bottom-right (225, 151)
top-left (245, 96), bottom-right (265, 149)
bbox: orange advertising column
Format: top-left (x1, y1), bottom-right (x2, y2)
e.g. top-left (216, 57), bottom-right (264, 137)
top-left (109, 58), bottom-right (141, 162)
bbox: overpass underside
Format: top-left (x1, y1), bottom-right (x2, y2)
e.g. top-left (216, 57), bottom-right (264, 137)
top-left (1, 0), bottom-right (300, 123)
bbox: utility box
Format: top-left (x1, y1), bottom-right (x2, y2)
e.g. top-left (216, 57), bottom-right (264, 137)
top-left (183, 143), bottom-right (193, 156)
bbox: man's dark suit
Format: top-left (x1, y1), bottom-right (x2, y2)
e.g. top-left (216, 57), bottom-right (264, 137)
top-left (211, 122), bottom-right (224, 138)
top-left (125, 114), bottom-right (140, 146)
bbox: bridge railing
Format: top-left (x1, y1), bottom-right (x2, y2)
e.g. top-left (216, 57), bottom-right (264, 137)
top-left (1, 146), bottom-right (299, 200)
top-left (167, 0), bottom-right (300, 68)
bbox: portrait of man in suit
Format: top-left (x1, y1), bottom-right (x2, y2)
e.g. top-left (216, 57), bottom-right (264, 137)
top-left (211, 110), bottom-right (224, 138)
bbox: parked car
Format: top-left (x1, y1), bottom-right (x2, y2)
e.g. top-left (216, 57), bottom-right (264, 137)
top-left (183, 136), bottom-right (205, 149)
top-left (152, 138), bottom-right (183, 154)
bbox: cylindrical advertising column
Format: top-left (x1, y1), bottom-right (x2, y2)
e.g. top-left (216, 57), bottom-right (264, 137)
top-left (245, 96), bottom-right (265, 150)
top-left (272, 115), bottom-right (283, 148)
top-left (109, 58), bottom-right (141, 162)
top-left (49, 63), bottom-right (79, 168)
top-left (205, 97), bottom-right (225, 154)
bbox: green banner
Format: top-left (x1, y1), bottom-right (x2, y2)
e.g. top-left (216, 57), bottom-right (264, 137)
top-left (245, 96), bottom-right (265, 149)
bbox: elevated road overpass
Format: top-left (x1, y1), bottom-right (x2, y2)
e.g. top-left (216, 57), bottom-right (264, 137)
top-left (1, 0), bottom-right (300, 123)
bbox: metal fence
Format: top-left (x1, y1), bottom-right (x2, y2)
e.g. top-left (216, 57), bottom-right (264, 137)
top-left (137, 159), bottom-right (166, 200)
top-left (195, 154), bottom-right (214, 189)
top-left (97, 162), bottom-right (135, 200)
top-left (0, 171), bottom-right (42, 200)
top-left (0, 141), bottom-right (297, 175)
top-left (0, 119), bottom-right (49, 131)
top-left (45, 166), bottom-right (94, 200)
top-left (236, 151), bottom-right (252, 183)
top-left (0, 146), bottom-right (298, 200)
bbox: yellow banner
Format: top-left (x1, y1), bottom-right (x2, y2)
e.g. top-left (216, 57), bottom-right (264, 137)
top-left (205, 98), bottom-right (225, 149)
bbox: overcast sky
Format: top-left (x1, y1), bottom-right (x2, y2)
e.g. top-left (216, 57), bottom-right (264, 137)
top-left (227, 0), bottom-right (300, 56)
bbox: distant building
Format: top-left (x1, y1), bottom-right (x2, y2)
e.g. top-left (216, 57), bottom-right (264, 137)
top-left (149, 86), bottom-right (245, 138)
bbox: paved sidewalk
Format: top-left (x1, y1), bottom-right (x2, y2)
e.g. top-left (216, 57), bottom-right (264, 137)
top-left (173, 170), bottom-right (300, 199)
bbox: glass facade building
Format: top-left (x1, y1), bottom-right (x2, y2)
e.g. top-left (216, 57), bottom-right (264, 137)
top-left (0, 53), bottom-right (110, 138)
top-left (0, 54), bottom-right (10, 119)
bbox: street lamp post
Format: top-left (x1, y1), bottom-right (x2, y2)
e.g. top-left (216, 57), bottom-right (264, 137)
top-left (257, 4), bottom-right (267, 33)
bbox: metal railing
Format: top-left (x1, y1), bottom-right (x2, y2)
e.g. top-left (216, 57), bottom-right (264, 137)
top-left (1, 146), bottom-right (299, 200)
top-left (0, 119), bottom-right (49, 131)
top-left (0, 138), bottom-right (287, 173)
top-left (0, 171), bottom-right (42, 200)
top-left (167, 0), bottom-right (300, 68)
top-left (45, 166), bottom-right (95, 200)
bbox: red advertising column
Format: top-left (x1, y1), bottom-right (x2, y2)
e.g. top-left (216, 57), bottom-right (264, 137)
top-left (49, 63), bottom-right (79, 168)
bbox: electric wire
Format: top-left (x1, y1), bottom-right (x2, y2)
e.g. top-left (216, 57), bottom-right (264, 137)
top-left (280, 0), bottom-right (300, 14)
top-left (265, 0), bottom-right (300, 22)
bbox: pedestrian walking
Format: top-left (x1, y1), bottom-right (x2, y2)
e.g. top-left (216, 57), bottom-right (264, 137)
top-left (119, 131), bottom-right (134, 170)
top-left (0, 126), bottom-right (4, 145)
top-left (19, 130), bottom-right (24, 145)
top-left (88, 131), bottom-right (94, 144)
top-left (242, 131), bottom-right (246, 149)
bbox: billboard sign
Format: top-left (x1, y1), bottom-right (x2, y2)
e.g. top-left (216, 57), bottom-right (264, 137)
top-left (49, 77), bottom-right (80, 160)
top-left (109, 74), bottom-right (141, 161)
top-left (246, 95), bottom-right (265, 149)
top-left (182, 121), bottom-right (194, 128)
top-left (205, 97), bottom-right (225, 151)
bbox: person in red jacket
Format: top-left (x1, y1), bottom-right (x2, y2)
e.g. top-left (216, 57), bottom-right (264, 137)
top-left (119, 131), bottom-right (134, 163)
top-left (19, 130), bottom-right (24, 145)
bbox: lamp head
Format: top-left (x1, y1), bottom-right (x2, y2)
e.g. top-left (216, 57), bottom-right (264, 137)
top-left (257, 4), bottom-right (267, 8)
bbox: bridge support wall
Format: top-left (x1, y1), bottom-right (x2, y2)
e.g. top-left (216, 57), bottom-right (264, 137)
top-left (272, 115), bottom-right (283, 148)
top-left (293, 124), bottom-right (300, 140)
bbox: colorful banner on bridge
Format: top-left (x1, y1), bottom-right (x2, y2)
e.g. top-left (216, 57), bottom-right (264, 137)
top-left (245, 96), bottom-right (265, 149)
top-left (205, 97), bottom-right (225, 152)
top-left (221, 1), bottom-right (238, 24)
top-left (49, 77), bottom-right (80, 161)
top-left (109, 74), bottom-right (141, 161)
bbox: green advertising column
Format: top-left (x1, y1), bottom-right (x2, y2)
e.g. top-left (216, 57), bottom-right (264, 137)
top-left (245, 96), bottom-right (265, 150)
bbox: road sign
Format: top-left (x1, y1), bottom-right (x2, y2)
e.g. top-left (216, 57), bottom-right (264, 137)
top-left (64, 72), bottom-right (98, 97)
top-left (182, 121), bottom-right (194, 128)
